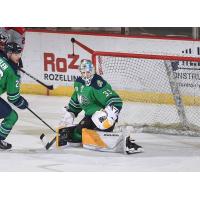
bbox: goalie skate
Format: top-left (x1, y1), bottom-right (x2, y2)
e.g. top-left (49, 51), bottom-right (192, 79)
top-left (125, 136), bottom-right (144, 154)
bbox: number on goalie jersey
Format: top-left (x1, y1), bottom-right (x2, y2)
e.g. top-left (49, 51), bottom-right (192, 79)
top-left (0, 42), bottom-right (28, 150)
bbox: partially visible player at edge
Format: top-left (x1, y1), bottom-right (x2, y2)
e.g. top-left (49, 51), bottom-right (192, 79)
top-left (0, 29), bottom-right (9, 56)
top-left (0, 42), bottom-right (28, 150)
top-left (57, 59), bottom-right (143, 154)
top-left (0, 27), bottom-right (25, 68)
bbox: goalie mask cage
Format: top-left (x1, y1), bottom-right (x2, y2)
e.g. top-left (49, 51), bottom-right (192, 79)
top-left (72, 38), bottom-right (200, 136)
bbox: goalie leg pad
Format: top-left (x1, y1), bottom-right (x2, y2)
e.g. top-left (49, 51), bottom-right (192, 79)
top-left (82, 128), bottom-right (108, 148)
top-left (82, 128), bottom-right (124, 153)
top-left (56, 126), bottom-right (76, 147)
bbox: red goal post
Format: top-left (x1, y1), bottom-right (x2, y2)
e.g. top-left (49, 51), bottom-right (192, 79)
top-left (72, 37), bottom-right (200, 66)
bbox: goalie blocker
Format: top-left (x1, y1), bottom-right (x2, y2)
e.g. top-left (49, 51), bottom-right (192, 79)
top-left (56, 126), bottom-right (144, 154)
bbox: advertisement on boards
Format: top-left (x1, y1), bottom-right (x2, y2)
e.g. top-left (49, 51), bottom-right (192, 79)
top-left (22, 30), bottom-right (200, 96)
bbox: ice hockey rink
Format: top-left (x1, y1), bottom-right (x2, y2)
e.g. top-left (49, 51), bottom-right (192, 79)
top-left (1, 94), bottom-right (200, 172)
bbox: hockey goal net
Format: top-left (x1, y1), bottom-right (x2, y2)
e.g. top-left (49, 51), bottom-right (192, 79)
top-left (72, 38), bottom-right (200, 136)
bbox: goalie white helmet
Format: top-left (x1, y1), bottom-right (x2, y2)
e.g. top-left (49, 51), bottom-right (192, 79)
top-left (79, 59), bottom-right (95, 86)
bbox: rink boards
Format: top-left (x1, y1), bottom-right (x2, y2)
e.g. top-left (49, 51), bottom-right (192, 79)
top-left (20, 83), bottom-right (200, 106)
top-left (20, 30), bottom-right (200, 106)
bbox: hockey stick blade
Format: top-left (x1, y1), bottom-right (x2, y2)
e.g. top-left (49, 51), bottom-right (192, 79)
top-left (46, 85), bottom-right (54, 90)
top-left (40, 133), bottom-right (45, 140)
top-left (40, 133), bottom-right (49, 148)
top-left (46, 137), bottom-right (56, 150)
top-left (40, 133), bottom-right (56, 150)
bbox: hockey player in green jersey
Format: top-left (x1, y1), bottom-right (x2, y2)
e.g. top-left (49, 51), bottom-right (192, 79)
top-left (0, 42), bottom-right (28, 150)
top-left (57, 59), bottom-right (143, 154)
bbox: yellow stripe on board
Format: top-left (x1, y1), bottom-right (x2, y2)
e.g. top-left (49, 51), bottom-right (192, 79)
top-left (117, 90), bottom-right (175, 104)
top-left (20, 83), bottom-right (200, 106)
top-left (20, 83), bottom-right (47, 95)
top-left (117, 90), bottom-right (200, 106)
top-left (20, 83), bottom-right (74, 96)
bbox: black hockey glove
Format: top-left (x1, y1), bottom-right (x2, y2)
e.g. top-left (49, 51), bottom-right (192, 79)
top-left (13, 96), bottom-right (28, 109)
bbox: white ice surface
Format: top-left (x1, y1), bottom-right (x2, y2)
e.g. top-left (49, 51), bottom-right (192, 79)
top-left (1, 94), bottom-right (200, 172)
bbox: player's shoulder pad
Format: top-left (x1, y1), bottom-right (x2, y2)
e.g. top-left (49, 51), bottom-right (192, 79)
top-left (91, 74), bottom-right (107, 90)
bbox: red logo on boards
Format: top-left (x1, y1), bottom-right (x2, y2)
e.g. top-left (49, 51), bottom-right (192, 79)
top-left (44, 53), bottom-right (79, 72)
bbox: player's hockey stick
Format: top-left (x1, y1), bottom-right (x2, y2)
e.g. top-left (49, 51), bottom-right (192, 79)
top-left (27, 107), bottom-right (56, 133)
top-left (26, 107), bottom-right (57, 149)
top-left (19, 68), bottom-right (54, 90)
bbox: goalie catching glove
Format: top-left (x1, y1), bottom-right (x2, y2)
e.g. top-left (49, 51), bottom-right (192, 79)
top-left (92, 105), bottom-right (119, 130)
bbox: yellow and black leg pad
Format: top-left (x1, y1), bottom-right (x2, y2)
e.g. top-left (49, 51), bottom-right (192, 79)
top-left (82, 128), bottom-right (108, 148)
top-left (56, 126), bottom-right (76, 147)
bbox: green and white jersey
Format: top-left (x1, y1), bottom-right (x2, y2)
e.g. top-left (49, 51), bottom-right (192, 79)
top-left (68, 74), bottom-right (123, 116)
top-left (0, 55), bottom-right (21, 103)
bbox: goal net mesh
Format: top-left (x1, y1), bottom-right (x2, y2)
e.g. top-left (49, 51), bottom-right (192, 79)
top-left (96, 55), bottom-right (200, 136)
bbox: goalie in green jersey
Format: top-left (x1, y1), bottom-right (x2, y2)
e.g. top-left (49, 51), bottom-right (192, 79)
top-left (57, 59), bottom-right (143, 154)
top-left (0, 42), bottom-right (28, 150)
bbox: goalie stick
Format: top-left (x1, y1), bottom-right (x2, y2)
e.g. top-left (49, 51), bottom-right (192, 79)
top-left (19, 68), bottom-right (54, 90)
top-left (27, 107), bottom-right (56, 133)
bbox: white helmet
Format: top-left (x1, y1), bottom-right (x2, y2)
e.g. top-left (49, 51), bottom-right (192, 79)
top-left (79, 59), bottom-right (95, 86)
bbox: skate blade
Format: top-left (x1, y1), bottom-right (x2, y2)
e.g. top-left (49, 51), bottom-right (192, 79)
top-left (126, 147), bottom-right (144, 154)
